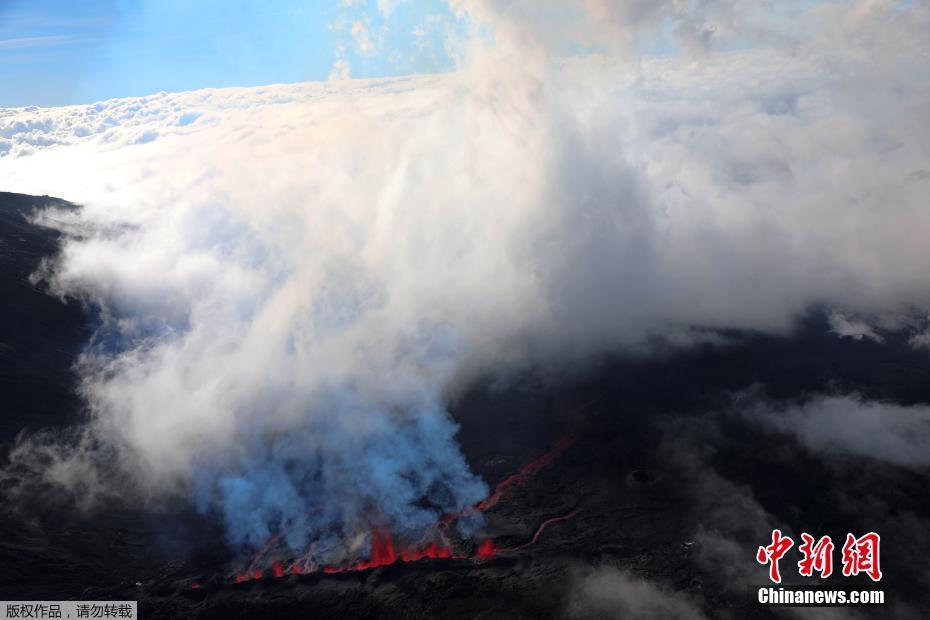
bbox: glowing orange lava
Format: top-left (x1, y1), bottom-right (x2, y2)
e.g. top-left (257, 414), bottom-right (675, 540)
top-left (220, 402), bottom-right (597, 588)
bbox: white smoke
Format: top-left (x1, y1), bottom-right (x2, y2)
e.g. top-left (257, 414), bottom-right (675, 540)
top-left (742, 395), bottom-right (930, 469)
top-left (566, 566), bottom-right (707, 620)
top-left (2, 0), bottom-right (930, 554)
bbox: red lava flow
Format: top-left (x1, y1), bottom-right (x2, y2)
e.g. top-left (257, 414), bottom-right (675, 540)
top-left (492, 507), bottom-right (583, 553)
top-left (220, 401), bottom-right (598, 587)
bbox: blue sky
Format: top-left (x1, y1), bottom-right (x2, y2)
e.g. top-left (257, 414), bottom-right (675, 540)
top-left (5, 1), bottom-right (908, 109)
top-left (0, 0), bottom-right (461, 107)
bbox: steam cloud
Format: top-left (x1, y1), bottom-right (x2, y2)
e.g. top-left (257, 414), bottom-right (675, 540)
top-left (2, 0), bottom-right (930, 556)
top-left (567, 566), bottom-right (707, 620)
top-left (741, 395), bottom-right (930, 469)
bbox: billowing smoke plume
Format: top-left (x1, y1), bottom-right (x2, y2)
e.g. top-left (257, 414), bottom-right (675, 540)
top-left (2, 0), bottom-right (930, 555)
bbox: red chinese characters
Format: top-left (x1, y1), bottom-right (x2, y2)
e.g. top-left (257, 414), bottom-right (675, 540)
top-left (797, 533), bottom-right (834, 578)
top-left (841, 532), bottom-right (882, 582)
top-left (756, 529), bottom-right (794, 584)
top-left (758, 529), bottom-right (882, 583)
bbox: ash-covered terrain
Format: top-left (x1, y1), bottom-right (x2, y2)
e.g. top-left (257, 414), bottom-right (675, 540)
top-left (3, 191), bottom-right (930, 619)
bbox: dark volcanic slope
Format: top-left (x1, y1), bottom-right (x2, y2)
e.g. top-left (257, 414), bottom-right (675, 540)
top-left (2, 191), bottom-right (929, 618)
top-left (0, 192), bottom-right (85, 449)
top-left (0, 192), bottom-right (99, 598)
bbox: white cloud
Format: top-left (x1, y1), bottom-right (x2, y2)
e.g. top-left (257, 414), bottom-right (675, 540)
top-left (0, 34), bottom-right (94, 50)
top-left (910, 329), bottom-right (930, 349)
top-left (827, 311), bottom-right (884, 343)
top-left (329, 57), bottom-right (351, 81)
top-left (743, 396), bottom-right (930, 468)
top-left (377, 0), bottom-right (405, 18)
top-left (350, 20), bottom-right (374, 55)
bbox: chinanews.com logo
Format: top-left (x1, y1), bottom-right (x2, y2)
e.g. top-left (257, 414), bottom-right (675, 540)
top-left (754, 529), bottom-right (885, 607)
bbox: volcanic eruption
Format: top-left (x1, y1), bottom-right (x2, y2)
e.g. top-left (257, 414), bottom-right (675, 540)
top-left (1, 1), bottom-right (930, 618)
